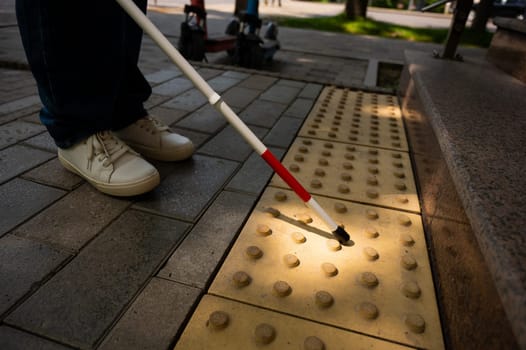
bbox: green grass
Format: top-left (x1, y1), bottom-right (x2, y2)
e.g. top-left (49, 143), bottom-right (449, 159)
top-left (274, 14), bottom-right (493, 47)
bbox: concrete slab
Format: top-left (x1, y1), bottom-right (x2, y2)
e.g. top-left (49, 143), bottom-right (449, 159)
top-left (226, 148), bottom-right (286, 195)
top-left (239, 99), bottom-right (287, 128)
top-left (259, 84), bottom-right (301, 105)
top-left (153, 77), bottom-right (194, 96)
top-left (364, 59), bottom-right (380, 87)
top-left (13, 183), bottom-right (130, 252)
top-left (0, 326), bottom-right (73, 350)
top-left (144, 68), bottom-right (182, 84)
top-left (133, 155), bottom-right (239, 221)
top-left (162, 88), bottom-right (208, 111)
top-left (0, 144), bottom-right (55, 184)
top-left (21, 132), bottom-right (58, 153)
top-left (0, 104), bottom-right (40, 125)
top-left (428, 217), bottom-right (519, 350)
top-left (0, 235), bottom-right (70, 316)
top-left (6, 210), bottom-right (190, 349)
top-left (21, 158), bottom-right (83, 191)
top-left (0, 178), bottom-right (65, 237)
top-left (176, 104), bottom-right (227, 134)
top-left (99, 278), bottom-right (201, 350)
top-left (208, 74), bottom-right (245, 93)
top-left (263, 116), bottom-right (303, 149)
top-left (403, 50), bottom-right (526, 347)
top-left (237, 75), bottom-right (277, 90)
top-left (148, 105), bottom-right (188, 126)
top-left (282, 98), bottom-right (315, 119)
top-left (298, 83), bottom-right (323, 99)
top-left (158, 191), bottom-right (258, 288)
top-left (276, 79), bottom-right (307, 89)
top-left (198, 125), bottom-right (268, 162)
top-left (0, 95), bottom-right (40, 117)
top-left (144, 94), bottom-right (174, 110)
top-left (0, 120), bottom-right (45, 150)
top-left (221, 86), bottom-right (261, 110)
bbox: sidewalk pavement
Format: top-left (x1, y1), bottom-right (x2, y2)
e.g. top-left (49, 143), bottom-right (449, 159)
top-left (0, 2), bottom-right (491, 350)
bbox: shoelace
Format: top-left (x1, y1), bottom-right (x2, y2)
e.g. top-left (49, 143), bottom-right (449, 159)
top-left (88, 131), bottom-right (133, 168)
top-left (135, 116), bottom-right (170, 135)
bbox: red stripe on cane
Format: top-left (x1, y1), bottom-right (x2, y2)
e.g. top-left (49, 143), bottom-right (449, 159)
top-left (261, 149), bottom-right (311, 202)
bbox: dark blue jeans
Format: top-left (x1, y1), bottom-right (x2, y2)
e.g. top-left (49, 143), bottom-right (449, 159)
top-left (16, 0), bottom-right (152, 148)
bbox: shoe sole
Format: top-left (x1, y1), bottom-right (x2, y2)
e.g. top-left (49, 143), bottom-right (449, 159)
top-left (58, 154), bottom-right (160, 197)
top-left (126, 142), bottom-right (195, 162)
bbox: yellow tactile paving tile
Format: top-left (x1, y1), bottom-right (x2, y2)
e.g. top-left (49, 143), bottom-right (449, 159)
top-left (271, 137), bottom-right (420, 213)
top-left (298, 88), bottom-right (408, 151)
top-left (175, 295), bottom-right (416, 350)
top-left (208, 188), bottom-right (444, 350)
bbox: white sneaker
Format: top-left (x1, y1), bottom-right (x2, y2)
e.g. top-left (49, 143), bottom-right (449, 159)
top-left (114, 116), bottom-right (195, 161)
top-left (58, 131), bottom-right (160, 196)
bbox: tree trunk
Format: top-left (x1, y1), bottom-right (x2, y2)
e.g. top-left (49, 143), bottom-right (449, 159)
top-left (345, 0), bottom-right (368, 19)
top-left (471, 0), bottom-right (493, 32)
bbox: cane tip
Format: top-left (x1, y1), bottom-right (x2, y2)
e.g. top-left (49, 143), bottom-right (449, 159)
top-left (332, 226), bottom-right (350, 243)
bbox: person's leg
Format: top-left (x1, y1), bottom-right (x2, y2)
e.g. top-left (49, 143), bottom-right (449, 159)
top-left (111, 0), bottom-right (153, 132)
top-left (16, 0), bottom-right (159, 196)
top-left (16, 0), bottom-right (151, 148)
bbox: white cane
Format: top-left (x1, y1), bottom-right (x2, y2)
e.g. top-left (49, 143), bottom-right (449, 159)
top-left (115, 0), bottom-right (350, 242)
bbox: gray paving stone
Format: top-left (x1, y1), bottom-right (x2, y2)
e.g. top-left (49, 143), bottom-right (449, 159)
top-left (226, 147), bottom-right (286, 195)
top-left (263, 116), bottom-right (304, 148)
top-left (298, 83), bottom-right (323, 99)
top-left (0, 95), bottom-right (40, 116)
top-left (98, 278), bottom-right (201, 350)
top-left (0, 71), bottom-right (35, 93)
top-left (196, 67), bottom-right (225, 80)
top-left (239, 99), bottom-right (287, 128)
top-left (172, 127), bottom-right (210, 149)
top-left (0, 120), bottom-right (46, 150)
top-left (221, 70), bottom-right (250, 80)
top-left (21, 113), bottom-right (41, 124)
top-left (175, 104), bottom-right (227, 134)
top-left (134, 155), bottom-right (238, 222)
top-left (276, 79), bottom-right (306, 88)
top-left (0, 145), bottom-right (55, 184)
top-left (143, 94), bottom-right (173, 110)
top-left (0, 235), bottom-right (70, 315)
top-left (152, 77), bottom-right (194, 96)
top-left (0, 326), bottom-right (73, 350)
top-left (162, 88), bottom-right (207, 111)
top-left (0, 178), bottom-right (65, 237)
top-left (0, 86), bottom-right (37, 102)
top-left (283, 98), bottom-right (315, 119)
top-left (237, 75), bottom-right (277, 90)
top-left (14, 183), bottom-right (130, 252)
top-left (21, 158), bottom-right (83, 191)
top-left (158, 191), bottom-right (257, 288)
top-left (259, 84), bottom-right (301, 104)
top-left (221, 86), bottom-right (261, 110)
top-left (334, 61), bottom-right (368, 86)
top-left (0, 104), bottom-right (40, 125)
top-left (148, 106), bottom-right (188, 127)
top-left (208, 75), bottom-right (242, 93)
top-left (144, 69), bottom-right (181, 84)
top-left (6, 210), bottom-right (190, 349)
top-left (21, 132), bottom-right (57, 153)
top-left (198, 124), bottom-right (268, 162)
